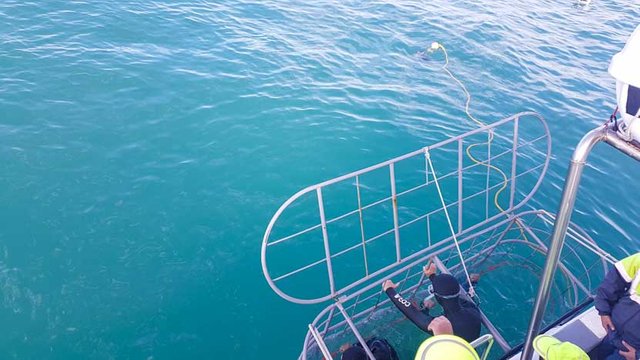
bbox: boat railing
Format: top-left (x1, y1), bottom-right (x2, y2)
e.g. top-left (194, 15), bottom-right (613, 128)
top-left (470, 334), bottom-right (495, 360)
top-left (522, 123), bottom-right (640, 359)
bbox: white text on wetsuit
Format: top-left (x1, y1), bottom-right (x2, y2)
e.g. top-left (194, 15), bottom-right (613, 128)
top-left (394, 293), bottom-right (411, 308)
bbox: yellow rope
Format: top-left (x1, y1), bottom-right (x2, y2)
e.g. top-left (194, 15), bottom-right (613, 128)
top-left (429, 44), bottom-right (577, 304)
top-left (432, 43), bottom-right (528, 240)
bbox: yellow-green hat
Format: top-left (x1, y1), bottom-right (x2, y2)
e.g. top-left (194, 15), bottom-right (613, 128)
top-left (533, 335), bottom-right (588, 360)
top-left (414, 335), bottom-right (480, 360)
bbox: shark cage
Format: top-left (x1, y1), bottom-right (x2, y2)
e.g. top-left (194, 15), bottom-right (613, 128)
top-left (261, 112), bottom-right (616, 360)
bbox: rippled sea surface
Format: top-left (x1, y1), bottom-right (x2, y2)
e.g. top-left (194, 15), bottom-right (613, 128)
top-left (2, 0), bottom-right (640, 358)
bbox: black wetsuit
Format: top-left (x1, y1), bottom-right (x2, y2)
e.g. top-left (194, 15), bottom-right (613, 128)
top-left (385, 280), bottom-right (482, 342)
top-left (341, 337), bottom-right (399, 360)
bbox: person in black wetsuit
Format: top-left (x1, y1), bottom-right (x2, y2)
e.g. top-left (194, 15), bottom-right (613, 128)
top-left (339, 337), bottom-right (399, 360)
top-left (382, 261), bottom-right (482, 343)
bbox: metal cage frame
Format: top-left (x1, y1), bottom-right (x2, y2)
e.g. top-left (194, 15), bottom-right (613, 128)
top-left (262, 112), bottom-right (551, 305)
top-left (260, 113), bottom-right (628, 360)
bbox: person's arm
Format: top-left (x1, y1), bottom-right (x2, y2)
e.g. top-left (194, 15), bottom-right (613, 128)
top-left (423, 261), bottom-right (437, 281)
top-left (461, 273), bottom-right (480, 293)
top-left (383, 280), bottom-right (434, 332)
top-left (595, 266), bottom-right (630, 331)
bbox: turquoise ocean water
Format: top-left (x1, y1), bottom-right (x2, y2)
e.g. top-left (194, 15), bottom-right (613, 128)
top-left (2, 0), bottom-right (640, 358)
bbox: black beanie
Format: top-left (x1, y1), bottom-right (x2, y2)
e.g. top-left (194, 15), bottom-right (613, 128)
top-left (342, 346), bottom-right (367, 360)
top-left (431, 273), bottom-right (460, 297)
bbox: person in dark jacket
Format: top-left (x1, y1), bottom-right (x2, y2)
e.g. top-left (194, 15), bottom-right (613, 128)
top-left (595, 252), bottom-right (640, 360)
top-left (382, 261), bottom-right (482, 343)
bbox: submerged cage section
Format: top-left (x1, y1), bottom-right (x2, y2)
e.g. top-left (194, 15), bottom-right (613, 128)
top-left (260, 113), bottom-right (615, 359)
top-left (299, 211), bottom-right (613, 360)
